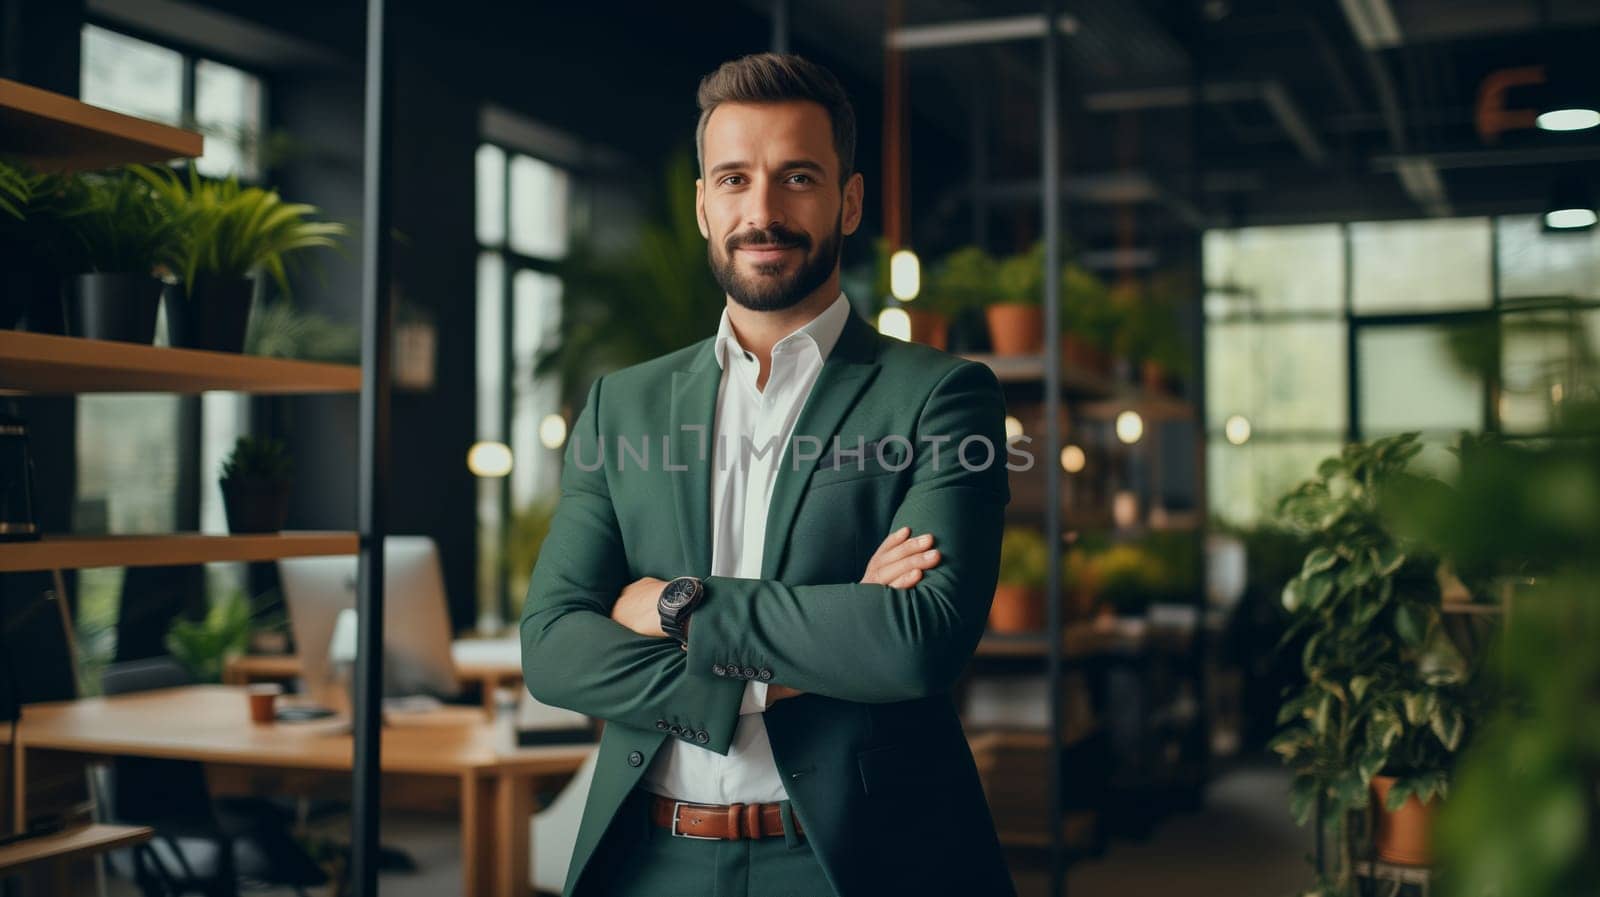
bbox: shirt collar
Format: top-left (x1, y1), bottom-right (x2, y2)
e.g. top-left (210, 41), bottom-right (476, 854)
top-left (712, 291), bottom-right (852, 371)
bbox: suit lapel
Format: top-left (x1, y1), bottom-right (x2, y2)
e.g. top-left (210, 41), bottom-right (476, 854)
top-left (761, 310), bottom-right (882, 580)
top-left (668, 346), bottom-right (721, 576)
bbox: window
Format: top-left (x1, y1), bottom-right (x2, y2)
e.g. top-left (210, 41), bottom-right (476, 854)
top-left (81, 24), bottom-right (264, 180)
top-left (1203, 216), bottom-right (1600, 526)
top-left (475, 143), bottom-right (572, 629)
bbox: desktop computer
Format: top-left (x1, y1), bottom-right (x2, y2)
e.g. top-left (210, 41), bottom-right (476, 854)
top-left (278, 536), bottom-right (460, 715)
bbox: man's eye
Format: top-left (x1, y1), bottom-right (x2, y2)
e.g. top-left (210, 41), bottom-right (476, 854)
top-left (720, 175), bottom-right (745, 186)
top-left (787, 174), bottom-right (813, 184)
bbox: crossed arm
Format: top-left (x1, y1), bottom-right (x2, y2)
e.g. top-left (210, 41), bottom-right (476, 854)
top-left (519, 361), bottom-right (1008, 755)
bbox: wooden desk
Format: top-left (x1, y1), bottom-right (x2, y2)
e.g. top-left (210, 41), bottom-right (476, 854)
top-left (225, 638), bottom-right (525, 715)
top-left (6, 686), bottom-right (590, 897)
top-left (0, 823), bottom-right (152, 894)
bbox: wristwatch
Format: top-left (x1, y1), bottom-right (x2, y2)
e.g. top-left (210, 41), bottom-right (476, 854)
top-left (658, 576), bottom-right (705, 645)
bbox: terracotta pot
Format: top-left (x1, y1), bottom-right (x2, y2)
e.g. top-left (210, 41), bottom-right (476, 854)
top-left (1370, 775), bottom-right (1436, 866)
top-left (1061, 334), bottom-right (1112, 375)
top-left (988, 584), bottom-right (1045, 633)
top-left (903, 308), bottom-right (949, 350)
top-left (984, 304), bottom-right (1044, 356)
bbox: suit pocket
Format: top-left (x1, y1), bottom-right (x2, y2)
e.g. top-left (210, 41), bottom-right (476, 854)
top-left (858, 742), bottom-right (928, 797)
top-left (811, 439), bottom-right (911, 489)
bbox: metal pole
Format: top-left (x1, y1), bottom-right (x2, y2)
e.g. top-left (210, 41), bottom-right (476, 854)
top-left (353, 0), bottom-right (393, 892)
top-left (770, 0), bottom-right (790, 53)
top-left (1042, 1), bottom-right (1065, 894)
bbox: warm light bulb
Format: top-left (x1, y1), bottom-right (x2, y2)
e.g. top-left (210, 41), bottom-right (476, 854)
top-left (890, 249), bottom-right (920, 301)
top-left (1004, 415), bottom-right (1024, 441)
top-left (1546, 208), bottom-right (1598, 229)
top-left (467, 441), bottom-right (513, 477)
top-left (1060, 445), bottom-right (1086, 473)
top-left (1224, 414), bottom-right (1252, 446)
top-left (538, 413), bottom-right (567, 449)
top-left (1536, 108), bottom-right (1600, 132)
top-left (1115, 410), bottom-right (1144, 445)
top-left (877, 308), bottom-right (911, 341)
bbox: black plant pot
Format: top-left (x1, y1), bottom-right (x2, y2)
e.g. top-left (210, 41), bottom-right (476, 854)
top-left (166, 275), bottom-right (256, 353)
top-left (221, 477), bottom-right (291, 534)
top-left (61, 272), bottom-right (164, 343)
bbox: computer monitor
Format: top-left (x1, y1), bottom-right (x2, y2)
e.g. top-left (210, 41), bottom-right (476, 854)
top-left (278, 536), bottom-right (460, 712)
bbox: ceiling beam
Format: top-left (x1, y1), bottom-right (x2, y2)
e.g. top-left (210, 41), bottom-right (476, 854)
top-left (886, 14), bottom-right (1079, 51)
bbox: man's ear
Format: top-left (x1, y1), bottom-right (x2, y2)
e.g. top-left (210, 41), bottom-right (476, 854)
top-left (695, 178), bottom-right (709, 240)
top-left (841, 171), bottom-right (865, 236)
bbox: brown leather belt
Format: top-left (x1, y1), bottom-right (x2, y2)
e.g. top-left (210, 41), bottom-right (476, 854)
top-left (648, 794), bottom-right (804, 841)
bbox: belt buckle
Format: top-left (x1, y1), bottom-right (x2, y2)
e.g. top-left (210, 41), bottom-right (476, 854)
top-left (671, 801), bottom-right (720, 840)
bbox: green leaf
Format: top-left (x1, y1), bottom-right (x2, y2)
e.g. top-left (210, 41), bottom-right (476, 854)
top-left (1303, 572), bottom-right (1335, 609)
top-left (1384, 780), bottom-right (1414, 812)
top-left (1430, 707), bottom-right (1465, 752)
top-left (1303, 547), bottom-right (1339, 574)
top-left (1349, 675), bottom-right (1372, 702)
top-left (1282, 577), bottom-right (1304, 613)
top-left (1370, 542), bottom-right (1405, 576)
top-left (1289, 776), bottom-right (1319, 826)
top-left (1395, 602), bottom-right (1429, 647)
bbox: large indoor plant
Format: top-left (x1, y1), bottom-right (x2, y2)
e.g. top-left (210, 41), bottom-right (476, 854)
top-left (135, 164), bottom-right (345, 352)
top-left (219, 434), bottom-right (293, 533)
top-left (1270, 434), bottom-right (1476, 892)
top-left (52, 170), bottom-right (178, 343)
top-left (991, 525), bottom-right (1050, 632)
top-left (987, 242), bottom-right (1045, 356)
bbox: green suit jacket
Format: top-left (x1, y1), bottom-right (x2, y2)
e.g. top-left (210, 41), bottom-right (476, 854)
top-left (520, 308), bottom-right (1017, 897)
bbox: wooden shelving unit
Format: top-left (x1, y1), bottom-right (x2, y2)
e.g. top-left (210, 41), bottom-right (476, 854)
top-left (0, 78), bottom-right (202, 171)
top-left (0, 331), bottom-right (360, 395)
top-left (0, 823), bottom-right (152, 876)
top-left (961, 352), bottom-right (1196, 420)
top-left (0, 532), bottom-right (359, 573)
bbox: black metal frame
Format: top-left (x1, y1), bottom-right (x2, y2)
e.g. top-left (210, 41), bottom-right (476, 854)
top-left (351, 0), bottom-right (393, 894)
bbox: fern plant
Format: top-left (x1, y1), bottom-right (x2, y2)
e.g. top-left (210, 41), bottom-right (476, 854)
top-left (52, 170), bottom-right (181, 274)
top-left (132, 164), bottom-right (345, 295)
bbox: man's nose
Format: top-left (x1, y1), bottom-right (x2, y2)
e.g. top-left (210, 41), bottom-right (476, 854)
top-left (742, 178), bottom-right (787, 233)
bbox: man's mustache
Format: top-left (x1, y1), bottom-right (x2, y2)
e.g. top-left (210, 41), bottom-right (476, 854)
top-left (726, 226), bottom-right (811, 253)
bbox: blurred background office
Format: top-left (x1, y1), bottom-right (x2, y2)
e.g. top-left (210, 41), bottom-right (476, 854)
top-left (1, 1), bottom-right (1597, 896)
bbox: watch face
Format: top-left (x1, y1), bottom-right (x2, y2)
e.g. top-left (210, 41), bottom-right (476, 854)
top-left (662, 578), bottom-right (695, 609)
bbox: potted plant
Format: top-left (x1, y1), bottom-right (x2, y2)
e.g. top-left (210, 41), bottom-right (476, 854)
top-left (50, 170), bottom-right (177, 343)
top-left (929, 244), bottom-right (1001, 353)
top-left (1121, 271), bottom-right (1192, 394)
top-left (135, 164), bottom-right (345, 353)
top-left (165, 589), bottom-right (279, 683)
top-left (1091, 542), bottom-right (1160, 618)
top-left (986, 242), bottom-right (1045, 356)
top-left (1270, 434), bottom-right (1476, 892)
top-left (1058, 261), bottom-right (1117, 374)
top-left (503, 497), bottom-right (557, 618)
top-left (991, 526), bottom-right (1050, 632)
top-left (219, 434), bottom-right (293, 533)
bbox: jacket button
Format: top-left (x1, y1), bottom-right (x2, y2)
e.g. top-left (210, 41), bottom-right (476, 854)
top-left (627, 751), bottom-right (643, 767)
top-left (742, 667), bottom-right (757, 680)
top-left (655, 720), bottom-right (669, 730)
top-left (695, 730), bottom-right (710, 744)
top-left (670, 725), bottom-right (683, 736)
top-left (712, 663), bottom-right (727, 677)
top-left (758, 668), bottom-right (773, 681)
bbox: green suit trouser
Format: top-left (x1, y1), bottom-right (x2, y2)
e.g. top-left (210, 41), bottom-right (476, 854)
top-left (586, 788), bottom-right (837, 897)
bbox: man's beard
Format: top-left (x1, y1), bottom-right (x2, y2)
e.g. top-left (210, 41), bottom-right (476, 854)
top-left (710, 213), bottom-right (842, 312)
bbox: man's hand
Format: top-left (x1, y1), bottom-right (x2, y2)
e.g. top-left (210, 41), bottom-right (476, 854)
top-left (610, 576), bottom-right (668, 638)
top-left (861, 526), bottom-right (941, 588)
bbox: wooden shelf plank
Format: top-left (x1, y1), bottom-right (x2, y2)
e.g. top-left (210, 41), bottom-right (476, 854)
top-left (0, 532), bottom-right (357, 572)
top-left (0, 78), bottom-right (202, 170)
top-left (960, 352), bottom-right (1195, 419)
top-left (0, 331), bottom-right (359, 395)
top-left (0, 824), bottom-right (152, 874)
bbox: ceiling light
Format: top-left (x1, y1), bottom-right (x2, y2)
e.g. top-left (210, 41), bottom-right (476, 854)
top-left (538, 414), bottom-right (567, 449)
top-left (1536, 108), bottom-right (1600, 132)
top-left (1115, 410), bottom-right (1144, 445)
top-left (1545, 177), bottom-right (1596, 232)
top-left (876, 308), bottom-right (911, 341)
top-left (1060, 445), bottom-right (1086, 473)
top-left (890, 249), bottom-right (920, 301)
top-left (1224, 415), bottom-right (1252, 446)
top-left (1546, 208), bottom-right (1597, 230)
top-left (467, 441), bottom-right (513, 478)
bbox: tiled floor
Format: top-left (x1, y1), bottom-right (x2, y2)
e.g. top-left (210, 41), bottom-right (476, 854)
top-left (93, 761), bottom-right (1310, 897)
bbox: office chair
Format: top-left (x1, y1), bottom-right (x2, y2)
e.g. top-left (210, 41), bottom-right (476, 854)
top-left (98, 657), bottom-right (328, 897)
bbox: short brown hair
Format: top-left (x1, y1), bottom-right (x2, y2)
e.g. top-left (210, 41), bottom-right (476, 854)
top-left (695, 53), bottom-right (856, 186)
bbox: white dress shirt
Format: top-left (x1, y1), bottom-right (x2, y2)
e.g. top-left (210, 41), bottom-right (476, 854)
top-left (640, 291), bottom-right (854, 805)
